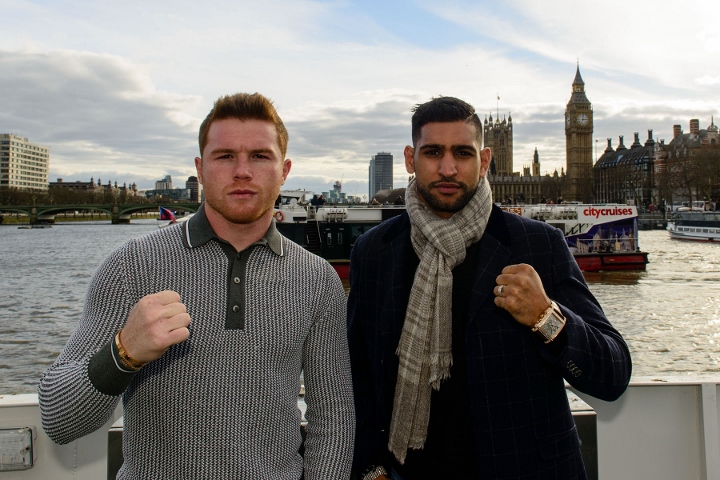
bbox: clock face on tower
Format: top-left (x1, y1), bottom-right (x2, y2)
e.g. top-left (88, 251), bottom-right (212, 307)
top-left (577, 113), bottom-right (589, 126)
top-left (566, 115), bottom-right (571, 127)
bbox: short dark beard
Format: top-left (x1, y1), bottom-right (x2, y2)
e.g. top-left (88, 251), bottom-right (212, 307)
top-left (416, 177), bottom-right (478, 214)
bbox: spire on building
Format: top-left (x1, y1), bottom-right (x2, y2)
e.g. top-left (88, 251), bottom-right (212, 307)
top-left (573, 64), bottom-right (585, 87)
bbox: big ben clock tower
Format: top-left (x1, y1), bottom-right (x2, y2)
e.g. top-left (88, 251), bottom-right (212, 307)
top-left (565, 64), bottom-right (594, 202)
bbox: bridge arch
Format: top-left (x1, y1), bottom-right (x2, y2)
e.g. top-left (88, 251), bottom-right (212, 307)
top-left (0, 203), bottom-right (200, 224)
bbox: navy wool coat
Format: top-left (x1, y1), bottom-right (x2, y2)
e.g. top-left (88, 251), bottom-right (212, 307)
top-left (347, 205), bottom-right (632, 479)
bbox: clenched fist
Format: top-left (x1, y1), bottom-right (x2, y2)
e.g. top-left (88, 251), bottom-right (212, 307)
top-left (494, 264), bottom-right (551, 327)
top-left (119, 290), bottom-right (191, 363)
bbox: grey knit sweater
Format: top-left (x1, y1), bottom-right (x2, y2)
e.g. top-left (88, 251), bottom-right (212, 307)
top-left (38, 210), bottom-right (355, 479)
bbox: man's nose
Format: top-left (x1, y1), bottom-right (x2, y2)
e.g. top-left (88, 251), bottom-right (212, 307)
top-left (438, 152), bottom-right (457, 178)
top-left (233, 158), bottom-right (252, 178)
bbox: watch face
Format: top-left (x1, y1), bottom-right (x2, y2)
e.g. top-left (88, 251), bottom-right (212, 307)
top-left (577, 113), bottom-right (589, 126)
top-left (537, 303), bottom-right (566, 342)
top-left (547, 317), bottom-right (561, 337)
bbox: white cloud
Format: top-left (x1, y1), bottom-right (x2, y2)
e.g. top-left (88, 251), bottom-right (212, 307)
top-left (2, 0), bottom-right (719, 192)
top-left (696, 75), bottom-right (720, 86)
top-left (0, 49), bottom-right (202, 187)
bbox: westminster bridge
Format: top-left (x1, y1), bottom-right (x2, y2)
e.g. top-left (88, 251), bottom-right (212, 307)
top-left (0, 203), bottom-right (200, 225)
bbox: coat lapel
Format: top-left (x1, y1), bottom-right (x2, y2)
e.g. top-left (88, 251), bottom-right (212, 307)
top-left (468, 206), bottom-right (513, 321)
top-left (380, 213), bottom-right (415, 338)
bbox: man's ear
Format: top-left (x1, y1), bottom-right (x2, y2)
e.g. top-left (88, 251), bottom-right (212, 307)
top-left (281, 159), bottom-right (292, 185)
top-left (479, 147), bottom-right (491, 177)
top-left (194, 157), bottom-right (203, 184)
top-left (404, 145), bottom-right (415, 174)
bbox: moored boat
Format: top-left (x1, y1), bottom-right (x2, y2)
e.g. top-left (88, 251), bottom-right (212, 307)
top-left (501, 204), bottom-right (649, 272)
top-left (17, 224), bottom-right (52, 229)
top-left (274, 202), bottom-right (649, 278)
top-left (274, 204), bottom-right (404, 279)
top-left (667, 210), bottom-right (720, 242)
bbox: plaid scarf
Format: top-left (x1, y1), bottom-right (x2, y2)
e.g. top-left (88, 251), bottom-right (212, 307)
top-left (388, 175), bottom-right (492, 463)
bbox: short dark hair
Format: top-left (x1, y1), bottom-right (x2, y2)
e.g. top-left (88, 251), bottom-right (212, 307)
top-left (411, 96), bottom-right (483, 146)
top-left (198, 92), bottom-right (289, 157)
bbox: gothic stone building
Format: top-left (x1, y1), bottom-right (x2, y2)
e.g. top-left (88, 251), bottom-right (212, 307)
top-left (487, 147), bottom-right (547, 204)
top-left (565, 65), bottom-right (594, 202)
top-left (484, 113), bottom-right (514, 176)
top-left (594, 132), bottom-right (656, 206)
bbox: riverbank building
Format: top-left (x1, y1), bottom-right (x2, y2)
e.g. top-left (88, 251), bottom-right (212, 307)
top-left (655, 118), bottom-right (720, 207)
top-left (48, 177), bottom-right (139, 199)
top-left (594, 117), bottom-right (720, 209)
top-left (369, 152), bottom-right (393, 199)
top-left (594, 132), bottom-right (656, 206)
top-left (0, 134), bottom-right (50, 191)
top-left (487, 146), bottom-right (547, 204)
top-left (144, 174), bottom-right (192, 201)
top-left (484, 113), bottom-right (514, 176)
top-left (186, 176), bottom-right (202, 202)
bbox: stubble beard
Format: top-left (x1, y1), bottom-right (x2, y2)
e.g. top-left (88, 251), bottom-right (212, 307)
top-left (416, 177), bottom-right (478, 214)
top-left (205, 189), bottom-right (276, 225)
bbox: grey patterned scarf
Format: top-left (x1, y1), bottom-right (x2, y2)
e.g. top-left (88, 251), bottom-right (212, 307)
top-left (388, 175), bottom-right (492, 463)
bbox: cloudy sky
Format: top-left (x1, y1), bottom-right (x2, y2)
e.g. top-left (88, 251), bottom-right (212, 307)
top-left (3, 0), bottom-right (720, 198)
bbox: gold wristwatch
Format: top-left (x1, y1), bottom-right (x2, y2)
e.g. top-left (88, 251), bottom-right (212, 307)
top-left (532, 301), bottom-right (566, 343)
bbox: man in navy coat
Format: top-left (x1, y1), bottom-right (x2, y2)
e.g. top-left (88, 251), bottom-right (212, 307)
top-left (347, 96), bottom-right (631, 480)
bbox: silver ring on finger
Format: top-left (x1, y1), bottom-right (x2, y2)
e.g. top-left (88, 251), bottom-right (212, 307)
top-left (497, 285), bottom-right (504, 297)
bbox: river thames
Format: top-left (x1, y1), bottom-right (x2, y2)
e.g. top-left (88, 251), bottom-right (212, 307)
top-left (1, 222), bottom-right (719, 394)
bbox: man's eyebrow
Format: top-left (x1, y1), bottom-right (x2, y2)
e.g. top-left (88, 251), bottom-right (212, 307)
top-left (208, 147), bottom-right (277, 155)
top-left (452, 144), bottom-right (477, 151)
top-left (208, 148), bottom-right (235, 155)
top-left (418, 143), bottom-right (443, 150)
top-left (418, 143), bottom-right (477, 151)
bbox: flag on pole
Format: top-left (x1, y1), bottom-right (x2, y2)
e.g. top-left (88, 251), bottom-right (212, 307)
top-left (159, 206), bottom-right (176, 223)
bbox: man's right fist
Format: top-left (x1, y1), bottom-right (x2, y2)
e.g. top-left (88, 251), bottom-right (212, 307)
top-left (120, 290), bottom-right (191, 363)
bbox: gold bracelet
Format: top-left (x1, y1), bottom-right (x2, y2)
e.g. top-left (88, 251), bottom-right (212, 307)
top-left (114, 329), bottom-right (146, 371)
top-left (538, 303), bottom-right (554, 322)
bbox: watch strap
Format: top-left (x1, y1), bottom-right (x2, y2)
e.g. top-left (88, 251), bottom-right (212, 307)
top-left (532, 301), bottom-right (566, 343)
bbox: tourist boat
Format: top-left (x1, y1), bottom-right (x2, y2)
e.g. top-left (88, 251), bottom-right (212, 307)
top-left (501, 204), bottom-right (649, 272)
top-left (274, 202), bottom-right (648, 277)
top-left (666, 210), bottom-right (720, 242)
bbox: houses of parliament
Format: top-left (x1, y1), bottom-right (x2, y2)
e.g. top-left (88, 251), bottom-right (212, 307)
top-left (486, 65), bottom-right (593, 204)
